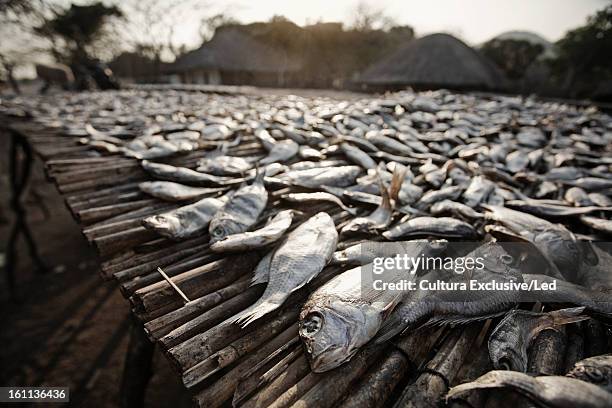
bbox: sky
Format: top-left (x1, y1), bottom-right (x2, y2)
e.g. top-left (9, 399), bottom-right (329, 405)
top-left (172, 0), bottom-right (608, 48)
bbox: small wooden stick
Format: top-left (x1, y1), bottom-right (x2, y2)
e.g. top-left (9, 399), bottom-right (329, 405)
top-left (157, 267), bottom-right (190, 305)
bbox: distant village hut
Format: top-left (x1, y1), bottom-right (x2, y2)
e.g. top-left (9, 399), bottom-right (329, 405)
top-left (360, 33), bottom-right (505, 91)
top-left (171, 27), bottom-right (301, 87)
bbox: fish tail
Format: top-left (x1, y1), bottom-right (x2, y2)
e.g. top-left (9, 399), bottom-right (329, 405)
top-left (549, 307), bottom-right (589, 327)
top-left (254, 164), bottom-right (265, 184)
top-left (375, 166), bottom-right (391, 211)
top-left (389, 164), bottom-right (407, 205)
top-left (232, 300), bottom-right (280, 328)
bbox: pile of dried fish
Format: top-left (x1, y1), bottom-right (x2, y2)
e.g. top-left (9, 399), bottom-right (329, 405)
top-left (2, 87), bottom-right (612, 407)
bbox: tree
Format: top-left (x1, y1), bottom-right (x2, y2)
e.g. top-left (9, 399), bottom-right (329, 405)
top-left (350, 1), bottom-right (396, 32)
top-left (481, 38), bottom-right (544, 80)
top-left (118, 0), bottom-right (210, 62)
top-left (36, 2), bottom-right (123, 64)
top-left (0, 0), bottom-right (54, 93)
top-left (551, 5), bottom-right (612, 96)
top-left (199, 13), bottom-right (239, 42)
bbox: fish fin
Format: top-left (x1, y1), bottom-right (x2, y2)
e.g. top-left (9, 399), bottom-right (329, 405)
top-left (388, 164), bottom-right (407, 206)
top-left (250, 250), bottom-right (275, 286)
top-left (374, 314), bottom-right (407, 343)
top-left (232, 299), bottom-right (281, 328)
top-left (423, 310), bottom-right (509, 327)
top-left (548, 307), bottom-right (589, 327)
top-left (254, 165), bottom-right (265, 184)
top-left (376, 168), bottom-right (391, 212)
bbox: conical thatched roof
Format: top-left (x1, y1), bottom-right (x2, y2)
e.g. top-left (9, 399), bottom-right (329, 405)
top-left (172, 27), bottom-right (301, 73)
top-left (361, 33), bottom-right (504, 90)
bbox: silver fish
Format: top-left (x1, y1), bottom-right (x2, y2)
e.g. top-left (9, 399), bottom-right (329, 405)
top-left (300, 240), bottom-right (442, 372)
top-left (488, 307), bottom-right (588, 372)
top-left (565, 187), bottom-right (593, 207)
top-left (196, 155), bottom-right (252, 176)
top-left (232, 212), bottom-right (338, 327)
top-left (376, 242), bottom-right (522, 342)
top-left (483, 205), bottom-right (581, 281)
top-left (298, 145), bottom-right (324, 160)
top-left (365, 130), bottom-right (413, 155)
top-left (430, 200), bottom-right (484, 220)
top-left (340, 143), bottom-right (377, 170)
top-left (589, 193), bottom-right (612, 207)
top-left (210, 210), bottom-right (294, 252)
top-left (506, 200), bottom-right (612, 218)
top-left (209, 171), bottom-right (268, 242)
top-left (139, 181), bottom-right (226, 202)
top-left (415, 185), bottom-right (464, 210)
top-left (142, 193), bottom-right (231, 240)
top-left (463, 175), bottom-right (495, 207)
top-left (383, 216), bottom-right (477, 239)
top-left (563, 177), bottom-right (612, 191)
top-left (279, 166), bottom-right (362, 188)
top-left (141, 160), bottom-right (241, 186)
top-left (282, 192), bottom-right (357, 215)
top-left (341, 165), bottom-right (405, 234)
top-left (260, 139), bottom-right (299, 165)
top-left (581, 215), bottom-right (612, 235)
top-left (201, 124), bottom-right (232, 140)
top-left (447, 371), bottom-right (612, 407)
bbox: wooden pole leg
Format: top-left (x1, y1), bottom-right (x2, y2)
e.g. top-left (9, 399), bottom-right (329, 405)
top-left (4, 130), bottom-right (47, 301)
top-left (120, 316), bottom-right (154, 408)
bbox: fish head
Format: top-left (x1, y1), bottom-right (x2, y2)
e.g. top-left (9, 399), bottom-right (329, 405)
top-left (470, 242), bottom-right (521, 278)
top-left (533, 229), bottom-right (580, 276)
top-left (299, 297), bottom-right (381, 372)
top-left (489, 342), bottom-right (527, 372)
top-left (209, 219), bottom-right (241, 242)
top-left (142, 215), bottom-right (180, 236)
top-left (488, 324), bottom-right (528, 372)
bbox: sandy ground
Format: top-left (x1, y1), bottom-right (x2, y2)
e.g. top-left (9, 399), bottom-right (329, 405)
top-left (0, 130), bottom-right (191, 406)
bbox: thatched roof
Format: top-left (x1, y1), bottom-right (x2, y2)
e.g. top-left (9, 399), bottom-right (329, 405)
top-left (172, 27), bottom-right (301, 73)
top-left (360, 33), bottom-right (505, 90)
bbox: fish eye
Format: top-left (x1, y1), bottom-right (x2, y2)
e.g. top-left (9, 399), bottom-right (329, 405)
top-left (302, 312), bottom-right (323, 336)
top-left (501, 254), bottom-right (513, 265)
top-left (587, 369), bottom-right (604, 382)
top-left (498, 357), bottom-right (512, 370)
top-left (212, 227), bottom-right (225, 237)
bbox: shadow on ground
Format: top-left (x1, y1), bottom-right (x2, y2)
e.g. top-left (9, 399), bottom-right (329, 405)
top-left (0, 131), bottom-right (191, 407)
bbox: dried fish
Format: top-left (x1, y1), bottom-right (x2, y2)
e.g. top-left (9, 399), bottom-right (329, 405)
top-left (300, 240), bottom-right (441, 372)
top-left (341, 165), bottom-right (405, 234)
top-left (196, 155), bottom-right (252, 176)
top-left (141, 160), bottom-right (241, 186)
top-left (281, 192), bottom-right (357, 215)
top-left (209, 171), bottom-right (268, 242)
top-left (383, 216), bottom-right (477, 239)
top-left (232, 212), bottom-right (338, 327)
top-left (210, 210), bottom-right (294, 252)
top-left (566, 355), bottom-right (612, 392)
top-left (142, 193), bottom-right (232, 240)
top-left (488, 307), bottom-right (589, 372)
top-left (279, 166), bottom-right (362, 188)
top-left (139, 181), bottom-right (226, 202)
top-left (580, 215), bottom-right (612, 235)
top-left (447, 370), bottom-right (612, 407)
top-left (340, 143), bottom-right (377, 170)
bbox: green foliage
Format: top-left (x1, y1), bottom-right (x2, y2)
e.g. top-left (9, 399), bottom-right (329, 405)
top-left (481, 38), bottom-right (543, 79)
top-left (551, 5), bottom-right (612, 94)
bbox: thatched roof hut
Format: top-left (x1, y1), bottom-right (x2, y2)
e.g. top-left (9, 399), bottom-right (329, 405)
top-left (171, 27), bottom-right (301, 86)
top-left (360, 33), bottom-right (505, 91)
